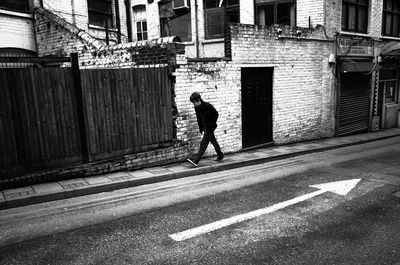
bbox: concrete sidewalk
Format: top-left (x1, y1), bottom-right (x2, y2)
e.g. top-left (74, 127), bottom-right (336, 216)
top-left (1, 128), bottom-right (400, 210)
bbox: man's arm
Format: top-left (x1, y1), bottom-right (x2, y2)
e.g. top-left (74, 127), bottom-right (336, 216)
top-left (209, 103), bottom-right (219, 122)
top-left (195, 108), bottom-right (204, 133)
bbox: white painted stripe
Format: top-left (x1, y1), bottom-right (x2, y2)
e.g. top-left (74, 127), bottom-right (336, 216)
top-left (169, 189), bottom-right (326, 241)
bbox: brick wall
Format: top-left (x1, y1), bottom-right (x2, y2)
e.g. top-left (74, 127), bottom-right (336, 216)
top-left (297, 0), bottom-right (324, 28)
top-left (228, 24), bottom-right (336, 144)
top-left (41, 0), bottom-right (88, 30)
top-left (78, 38), bottom-right (185, 68)
top-left (34, 8), bottom-right (90, 56)
top-left (173, 57), bottom-right (242, 157)
top-left (172, 24), bottom-right (336, 158)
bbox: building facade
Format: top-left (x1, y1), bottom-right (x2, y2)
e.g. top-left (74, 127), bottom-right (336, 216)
top-left (1, 0), bottom-right (400, 174)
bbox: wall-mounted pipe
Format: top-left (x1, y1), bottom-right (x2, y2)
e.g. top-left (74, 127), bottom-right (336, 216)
top-left (194, 0), bottom-right (199, 58)
top-left (125, 0), bottom-right (132, 42)
top-left (115, 0), bottom-right (122, 43)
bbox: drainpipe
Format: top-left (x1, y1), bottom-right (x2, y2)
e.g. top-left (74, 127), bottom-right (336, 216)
top-left (71, 0), bottom-right (76, 25)
top-left (194, 0), bottom-right (199, 58)
top-left (115, 0), bottom-right (122, 43)
top-left (125, 0), bottom-right (132, 42)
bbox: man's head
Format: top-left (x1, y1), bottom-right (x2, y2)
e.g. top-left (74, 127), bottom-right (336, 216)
top-left (190, 92), bottom-right (202, 107)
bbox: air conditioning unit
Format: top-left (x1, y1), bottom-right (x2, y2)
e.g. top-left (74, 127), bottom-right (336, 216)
top-left (173, 0), bottom-right (190, 9)
top-left (173, 0), bottom-right (190, 16)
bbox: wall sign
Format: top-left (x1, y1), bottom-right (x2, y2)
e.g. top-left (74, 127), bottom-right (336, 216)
top-left (337, 36), bottom-right (374, 57)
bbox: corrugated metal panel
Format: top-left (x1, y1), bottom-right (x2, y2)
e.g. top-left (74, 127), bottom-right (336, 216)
top-left (338, 73), bottom-right (371, 136)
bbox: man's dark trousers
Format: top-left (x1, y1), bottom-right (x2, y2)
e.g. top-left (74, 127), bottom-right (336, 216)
top-left (195, 129), bottom-right (222, 163)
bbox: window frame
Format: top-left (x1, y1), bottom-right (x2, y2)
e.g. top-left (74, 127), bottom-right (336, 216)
top-left (341, 0), bottom-right (369, 34)
top-left (87, 0), bottom-right (114, 28)
top-left (382, 0), bottom-right (400, 37)
top-left (204, 0), bottom-right (239, 39)
top-left (159, 0), bottom-right (192, 42)
top-left (0, 0), bottom-right (29, 13)
top-left (133, 5), bottom-right (147, 41)
top-left (255, 0), bottom-right (296, 27)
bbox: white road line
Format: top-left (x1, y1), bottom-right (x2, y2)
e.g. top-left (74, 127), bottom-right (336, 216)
top-left (169, 179), bottom-right (361, 241)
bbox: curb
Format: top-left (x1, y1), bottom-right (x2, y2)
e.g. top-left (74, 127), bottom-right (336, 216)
top-left (1, 133), bottom-right (400, 210)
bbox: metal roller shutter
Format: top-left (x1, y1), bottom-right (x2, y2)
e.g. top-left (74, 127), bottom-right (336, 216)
top-left (338, 72), bottom-right (371, 136)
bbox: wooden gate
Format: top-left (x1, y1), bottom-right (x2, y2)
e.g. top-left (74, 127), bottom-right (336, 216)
top-left (0, 56), bottom-right (173, 177)
top-left (81, 67), bottom-right (173, 161)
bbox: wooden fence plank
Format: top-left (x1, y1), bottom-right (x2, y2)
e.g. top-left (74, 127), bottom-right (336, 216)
top-left (23, 69), bottom-right (41, 161)
top-left (64, 67), bottom-right (82, 157)
top-left (29, 68), bottom-right (45, 162)
top-left (127, 69), bottom-right (137, 149)
top-left (0, 70), bottom-right (17, 167)
top-left (58, 68), bottom-right (71, 157)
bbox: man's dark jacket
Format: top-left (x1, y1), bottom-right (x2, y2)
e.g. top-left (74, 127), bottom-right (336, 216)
top-left (194, 100), bottom-right (219, 133)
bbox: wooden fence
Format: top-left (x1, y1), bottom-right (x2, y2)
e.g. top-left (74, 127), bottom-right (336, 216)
top-left (0, 58), bottom-right (173, 176)
top-left (81, 67), bottom-right (173, 161)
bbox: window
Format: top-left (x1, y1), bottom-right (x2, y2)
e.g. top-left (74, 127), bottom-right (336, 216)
top-left (0, 0), bottom-right (29, 13)
top-left (342, 0), bottom-right (368, 33)
top-left (159, 0), bottom-right (192, 42)
top-left (256, 0), bottom-right (295, 27)
top-left (204, 0), bottom-right (239, 39)
top-left (382, 0), bottom-right (400, 37)
top-left (385, 80), bottom-right (397, 102)
top-left (88, 0), bottom-right (113, 28)
top-left (380, 70), bottom-right (398, 103)
top-left (133, 5), bottom-right (147, 41)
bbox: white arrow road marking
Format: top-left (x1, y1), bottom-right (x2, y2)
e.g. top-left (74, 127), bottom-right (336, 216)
top-left (169, 179), bottom-right (362, 242)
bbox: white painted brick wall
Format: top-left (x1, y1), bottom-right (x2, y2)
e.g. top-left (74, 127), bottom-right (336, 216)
top-left (42, 0), bottom-right (88, 30)
top-left (173, 58), bottom-right (242, 156)
top-left (229, 25), bottom-right (336, 144)
top-left (297, 0), bottom-right (324, 28)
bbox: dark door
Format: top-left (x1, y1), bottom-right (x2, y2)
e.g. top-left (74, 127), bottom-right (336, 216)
top-left (338, 72), bottom-right (371, 136)
top-left (241, 67), bottom-right (273, 148)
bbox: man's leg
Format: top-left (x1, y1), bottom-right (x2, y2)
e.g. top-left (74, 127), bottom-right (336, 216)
top-left (194, 131), bottom-right (211, 164)
top-left (209, 131), bottom-right (223, 159)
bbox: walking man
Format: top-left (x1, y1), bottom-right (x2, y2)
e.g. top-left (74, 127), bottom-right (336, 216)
top-left (187, 92), bottom-right (224, 167)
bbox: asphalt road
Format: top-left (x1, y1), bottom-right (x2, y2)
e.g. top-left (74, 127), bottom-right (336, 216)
top-left (1, 137), bottom-right (400, 265)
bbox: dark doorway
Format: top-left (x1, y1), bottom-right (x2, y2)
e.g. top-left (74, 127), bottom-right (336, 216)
top-left (241, 67), bottom-right (273, 149)
top-left (338, 72), bottom-right (371, 136)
